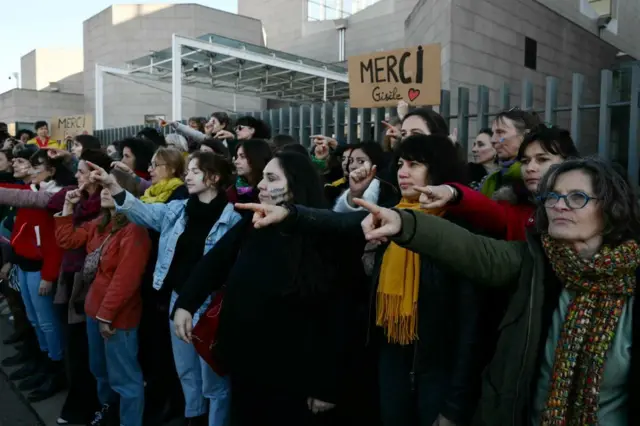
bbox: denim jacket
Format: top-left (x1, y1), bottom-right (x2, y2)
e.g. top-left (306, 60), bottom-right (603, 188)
top-left (115, 191), bottom-right (241, 292)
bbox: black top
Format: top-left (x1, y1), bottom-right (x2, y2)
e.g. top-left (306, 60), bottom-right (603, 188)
top-left (176, 215), bottom-right (346, 402)
top-left (164, 193), bottom-right (228, 295)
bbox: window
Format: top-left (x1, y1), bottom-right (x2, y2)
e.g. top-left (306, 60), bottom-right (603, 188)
top-left (307, 0), bottom-right (382, 21)
top-left (524, 37), bottom-right (537, 70)
top-left (588, 0), bottom-right (613, 17)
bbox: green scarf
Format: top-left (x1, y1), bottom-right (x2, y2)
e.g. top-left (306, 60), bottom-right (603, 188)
top-left (480, 161), bottom-right (521, 198)
top-left (140, 178), bottom-right (184, 204)
top-left (541, 235), bottom-right (638, 425)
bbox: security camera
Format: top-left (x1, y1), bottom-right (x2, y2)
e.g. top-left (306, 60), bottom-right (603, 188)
top-left (597, 15), bottom-right (612, 29)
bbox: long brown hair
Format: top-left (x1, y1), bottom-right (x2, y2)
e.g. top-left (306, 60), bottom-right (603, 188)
top-left (97, 169), bottom-right (140, 233)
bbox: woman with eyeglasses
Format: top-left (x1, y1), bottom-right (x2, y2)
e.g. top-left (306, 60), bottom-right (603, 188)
top-left (416, 125), bottom-right (579, 241)
top-left (245, 156), bottom-right (640, 426)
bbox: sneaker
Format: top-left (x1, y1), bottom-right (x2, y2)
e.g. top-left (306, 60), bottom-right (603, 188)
top-left (88, 404), bottom-right (111, 426)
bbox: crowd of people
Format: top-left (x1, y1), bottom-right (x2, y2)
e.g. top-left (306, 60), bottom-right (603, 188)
top-left (0, 103), bottom-right (634, 426)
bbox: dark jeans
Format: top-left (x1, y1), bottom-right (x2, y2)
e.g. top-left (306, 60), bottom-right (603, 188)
top-left (59, 320), bottom-right (100, 422)
top-left (138, 300), bottom-right (184, 423)
top-left (378, 341), bottom-right (446, 426)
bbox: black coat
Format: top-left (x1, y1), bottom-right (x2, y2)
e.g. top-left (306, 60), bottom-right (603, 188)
top-left (175, 215), bottom-right (347, 403)
top-left (282, 206), bottom-right (485, 425)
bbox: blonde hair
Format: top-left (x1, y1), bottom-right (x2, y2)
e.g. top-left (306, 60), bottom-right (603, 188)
top-left (154, 147), bottom-right (185, 178)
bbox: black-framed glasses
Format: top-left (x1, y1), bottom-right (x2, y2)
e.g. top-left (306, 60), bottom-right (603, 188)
top-left (537, 191), bottom-right (598, 210)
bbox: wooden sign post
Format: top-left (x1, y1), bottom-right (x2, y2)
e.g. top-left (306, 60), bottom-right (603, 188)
top-left (50, 115), bottom-right (93, 141)
top-left (347, 44), bottom-right (441, 108)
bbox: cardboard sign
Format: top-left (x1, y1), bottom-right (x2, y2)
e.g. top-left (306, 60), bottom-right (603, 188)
top-left (50, 115), bottom-right (93, 140)
top-left (347, 44), bottom-right (441, 108)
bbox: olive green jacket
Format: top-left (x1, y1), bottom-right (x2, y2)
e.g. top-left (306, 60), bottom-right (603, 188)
top-left (393, 209), bottom-right (547, 425)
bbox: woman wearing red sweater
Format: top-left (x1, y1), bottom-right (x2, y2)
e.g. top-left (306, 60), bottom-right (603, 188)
top-left (55, 170), bottom-right (151, 426)
top-left (417, 125), bottom-right (579, 241)
top-left (10, 150), bottom-right (76, 402)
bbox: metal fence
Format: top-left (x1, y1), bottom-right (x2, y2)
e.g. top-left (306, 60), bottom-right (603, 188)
top-left (95, 64), bottom-right (640, 183)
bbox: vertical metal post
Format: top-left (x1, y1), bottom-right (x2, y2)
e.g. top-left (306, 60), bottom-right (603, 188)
top-left (346, 104), bottom-right (358, 144)
top-left (279, 108), bottom-right (290, 135)
top-left (299, 105), bottom-right (311, 147)
top-left (598, 69), bottom-right (613, 160)
top-left (333, 102), bottom-right (345, 142)
top-left (95, 64), bottom-right (104, 130)
top-left (359, 108), bottom-right (372, 141)
top-left (171, 34), bottom-right (183, 122)
top-left (270, 109), bottom-right (281, 134)
top-left (321, 102), bottom-right (332, 137)
top-left (457, 87), bottom-right (470, 156)
top-left (374, 108), bottom-right (386, 139)
top-left (500, 82), bottom-right (510, 111)
top-left (521, 79), bottom-right (533, 110)
top-left (477, 85), bottom-right (490, 130)
top-left (310, 103), bottom-right (322, 137)
top-left (544, 76), bottom-right (558, 125)
top-left (323, 77), bottom-right (328, 102)
top-left (570, 73), bottom-right (584, 151)
top-left (627, 64), bottom-right (640, 185)
top-left (440, 90), bottom-right (451, 130)
top-left (289, 106), bottom-right (299, 139)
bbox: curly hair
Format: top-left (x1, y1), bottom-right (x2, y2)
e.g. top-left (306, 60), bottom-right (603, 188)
top-left (536, 157), bottom-right (640, 245)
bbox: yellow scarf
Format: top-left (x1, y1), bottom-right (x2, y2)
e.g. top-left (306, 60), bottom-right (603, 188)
top-left (140, 178), bottom-right (184, 204)
top-left (376, 199), bottom-right (446, 345)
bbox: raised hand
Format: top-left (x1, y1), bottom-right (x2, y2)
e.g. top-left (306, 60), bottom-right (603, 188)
top-left (354, 198), bottom-right (402, 242)
top-left (349, 162), bottom-right (377, 199)
top-left (311, 135), bottom-right (338, 150)
top-left (235, 203), bottom-right (290, 229)
top-left (87, 162), bottom-right (121, 195)
top-left (64, 187), bottom-right (84, 205)
top-left (110, 161), bottom-right (134, 177)
top-left (449, 128), bottom-right (458, 145)
top-left (397, 100), bottom-right (409, 119)
top-left (215, 130), bottom-right (235, 140)
top-left (415, 185), bottom-right (457, 209)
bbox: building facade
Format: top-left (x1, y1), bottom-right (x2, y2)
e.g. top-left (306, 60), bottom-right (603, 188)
top-left (1, 1), bottom-right (637, 139)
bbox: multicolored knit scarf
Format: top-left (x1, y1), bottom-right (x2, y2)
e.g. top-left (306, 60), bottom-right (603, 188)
top-left (540, 234), bottom-right (639, 425)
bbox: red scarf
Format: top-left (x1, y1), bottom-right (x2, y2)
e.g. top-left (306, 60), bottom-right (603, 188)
top-left (34, 137), bottom-right (50, 148)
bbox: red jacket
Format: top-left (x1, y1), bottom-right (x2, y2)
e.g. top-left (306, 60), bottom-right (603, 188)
top-left (54, 215), bottom-right (151, 329)
top-left (10, 184), bottom-right (64, 281)
top-left (448, 183), bottom-right (535, 242)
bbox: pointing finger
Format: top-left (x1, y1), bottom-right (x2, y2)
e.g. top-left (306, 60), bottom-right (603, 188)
top-left (353, 198), bottom-right (382, 215)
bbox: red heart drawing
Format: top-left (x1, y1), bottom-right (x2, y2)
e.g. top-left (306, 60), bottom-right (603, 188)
top-left (408, 88), bottom-right (420, 102)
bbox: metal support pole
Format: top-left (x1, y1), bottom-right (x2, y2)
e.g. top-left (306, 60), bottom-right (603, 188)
top-left (598, 70), bottom-right (613, 160)
top-left (323, 77), bottom-right (328, 102)
top-left (570, 73), bottom-right (584, 151)
top-left (457, 87), bottom-right (470, 156)
top-left (544, 76), bottom-right (558, 125)
top-left (171, 34), bottom-right (183, 122)
top-left (95, 64), bottom-right (104, 130)
top-left (627, 64), bottom-right (640, 185)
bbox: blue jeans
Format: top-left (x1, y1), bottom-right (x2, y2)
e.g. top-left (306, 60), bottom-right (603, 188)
top-left (17, 267), bottom-right (63, 361)
top-left (170, 320), bottom-right (230, 425)
top-left (86, 317), bottom-right (144, 426)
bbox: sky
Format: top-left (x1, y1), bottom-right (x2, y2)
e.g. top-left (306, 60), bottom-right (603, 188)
top-left (0, 0), bottom-right (238, 95)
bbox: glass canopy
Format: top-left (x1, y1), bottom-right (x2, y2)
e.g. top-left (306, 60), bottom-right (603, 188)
top-left (126, 33), bottom-right (349, 103)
